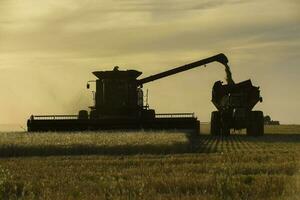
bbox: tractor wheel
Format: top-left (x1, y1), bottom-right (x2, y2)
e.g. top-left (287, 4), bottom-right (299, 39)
top-left (210, 111), bottom-right (221, 136)
top-left (247, 111), bottom-right (264, 136)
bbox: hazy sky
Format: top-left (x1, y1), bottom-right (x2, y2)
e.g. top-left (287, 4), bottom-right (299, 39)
top-left (0, 0), bottom-right (299, 125)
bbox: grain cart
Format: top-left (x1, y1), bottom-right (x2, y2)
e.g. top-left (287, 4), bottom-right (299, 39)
top-left (210, 80), bottom-right (264, 136)
top-left (27, 53), bottom-right (229, 133)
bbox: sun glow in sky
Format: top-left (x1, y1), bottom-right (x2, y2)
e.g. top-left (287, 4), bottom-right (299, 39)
top-left (0, 0), bottom-right (299, 125)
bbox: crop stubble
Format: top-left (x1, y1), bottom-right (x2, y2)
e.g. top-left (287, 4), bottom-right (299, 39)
top-left (0, 125), bottom-right (299, 199)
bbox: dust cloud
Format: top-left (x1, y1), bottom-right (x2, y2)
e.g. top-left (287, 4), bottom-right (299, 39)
top-left (0, 67), bottom-right (93, 126)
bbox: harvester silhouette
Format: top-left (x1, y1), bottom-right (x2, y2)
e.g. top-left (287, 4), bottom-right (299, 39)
top-left (27, 53), bottom-right (264, 136)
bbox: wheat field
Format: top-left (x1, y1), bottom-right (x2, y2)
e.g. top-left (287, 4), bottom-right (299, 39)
top-left (0, 125), bottom-right (299, 199)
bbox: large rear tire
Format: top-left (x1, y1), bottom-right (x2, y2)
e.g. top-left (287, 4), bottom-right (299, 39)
top-left (247, 111), bottom-right (264, 136)
top-left (211, 111), bottom-right (221, 136)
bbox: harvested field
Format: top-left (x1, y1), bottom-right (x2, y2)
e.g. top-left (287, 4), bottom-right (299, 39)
top-left (0, 125), bottom-right (299, 199)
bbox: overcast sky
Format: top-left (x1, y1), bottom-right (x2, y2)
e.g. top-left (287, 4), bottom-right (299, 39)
top-left (0, 0), bottom-right (299, 125)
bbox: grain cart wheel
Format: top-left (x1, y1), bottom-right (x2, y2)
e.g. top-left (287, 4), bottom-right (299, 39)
top-left (210, 111), bottom-right (221, 135)
top-left (247, 111), bottom-right (264, 136)
top-left (254, 111), bottom-right (264, 136)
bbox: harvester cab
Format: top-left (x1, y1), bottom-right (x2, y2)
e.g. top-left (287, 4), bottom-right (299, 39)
top-left (88, 68), bottom-right (144, 119)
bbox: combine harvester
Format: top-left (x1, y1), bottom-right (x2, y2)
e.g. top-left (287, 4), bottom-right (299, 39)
top-left (27, 53), bottom-right (264, 135)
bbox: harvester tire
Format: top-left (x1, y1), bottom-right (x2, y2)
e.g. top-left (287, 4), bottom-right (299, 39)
top-left (89, 110), bottom-right (98, 119)
top-left (221, 126), bottom-right (230, 136)
top-left (211, 111), bottom-right (221, 136)
top-left (194, 120), bottom-right (200, 136)
top-left (247, 111), bottom-right (264, 136)
top-left (78, 110), bottom-right (89, 120)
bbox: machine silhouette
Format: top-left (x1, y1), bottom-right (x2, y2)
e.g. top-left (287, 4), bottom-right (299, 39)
top-left (211, 80), bottom-right (264, 136)
top-left (27, 53), bottom-right (264, 135)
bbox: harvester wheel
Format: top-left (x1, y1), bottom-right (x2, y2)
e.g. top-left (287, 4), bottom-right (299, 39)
top-left (210, 111), bottom-right (221, 136)
top-left (194, 120), bottom-right (200, 136)
top-left (247, 111), bottom-right (264, 136)
top-left (221, 126), bottom-right (230, 136)
top-left (78, 110), bottom-right (89, 120)
top-left (89, 110), bottom-right (98, 119)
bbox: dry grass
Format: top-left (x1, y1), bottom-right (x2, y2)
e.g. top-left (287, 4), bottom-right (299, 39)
top-left (0, 125), bottom-right (299, 199)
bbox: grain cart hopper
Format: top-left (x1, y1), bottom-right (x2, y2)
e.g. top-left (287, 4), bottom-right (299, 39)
top-left (27, 53), bottom-right (229, 133)
top-left (210, 80), bottom-right (264, 136)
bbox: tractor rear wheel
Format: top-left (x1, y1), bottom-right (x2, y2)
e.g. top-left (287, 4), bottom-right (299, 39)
top-left (247, 111), bottom-right (264, 136)
top-left (210, 111), bottom-right (221, 136)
